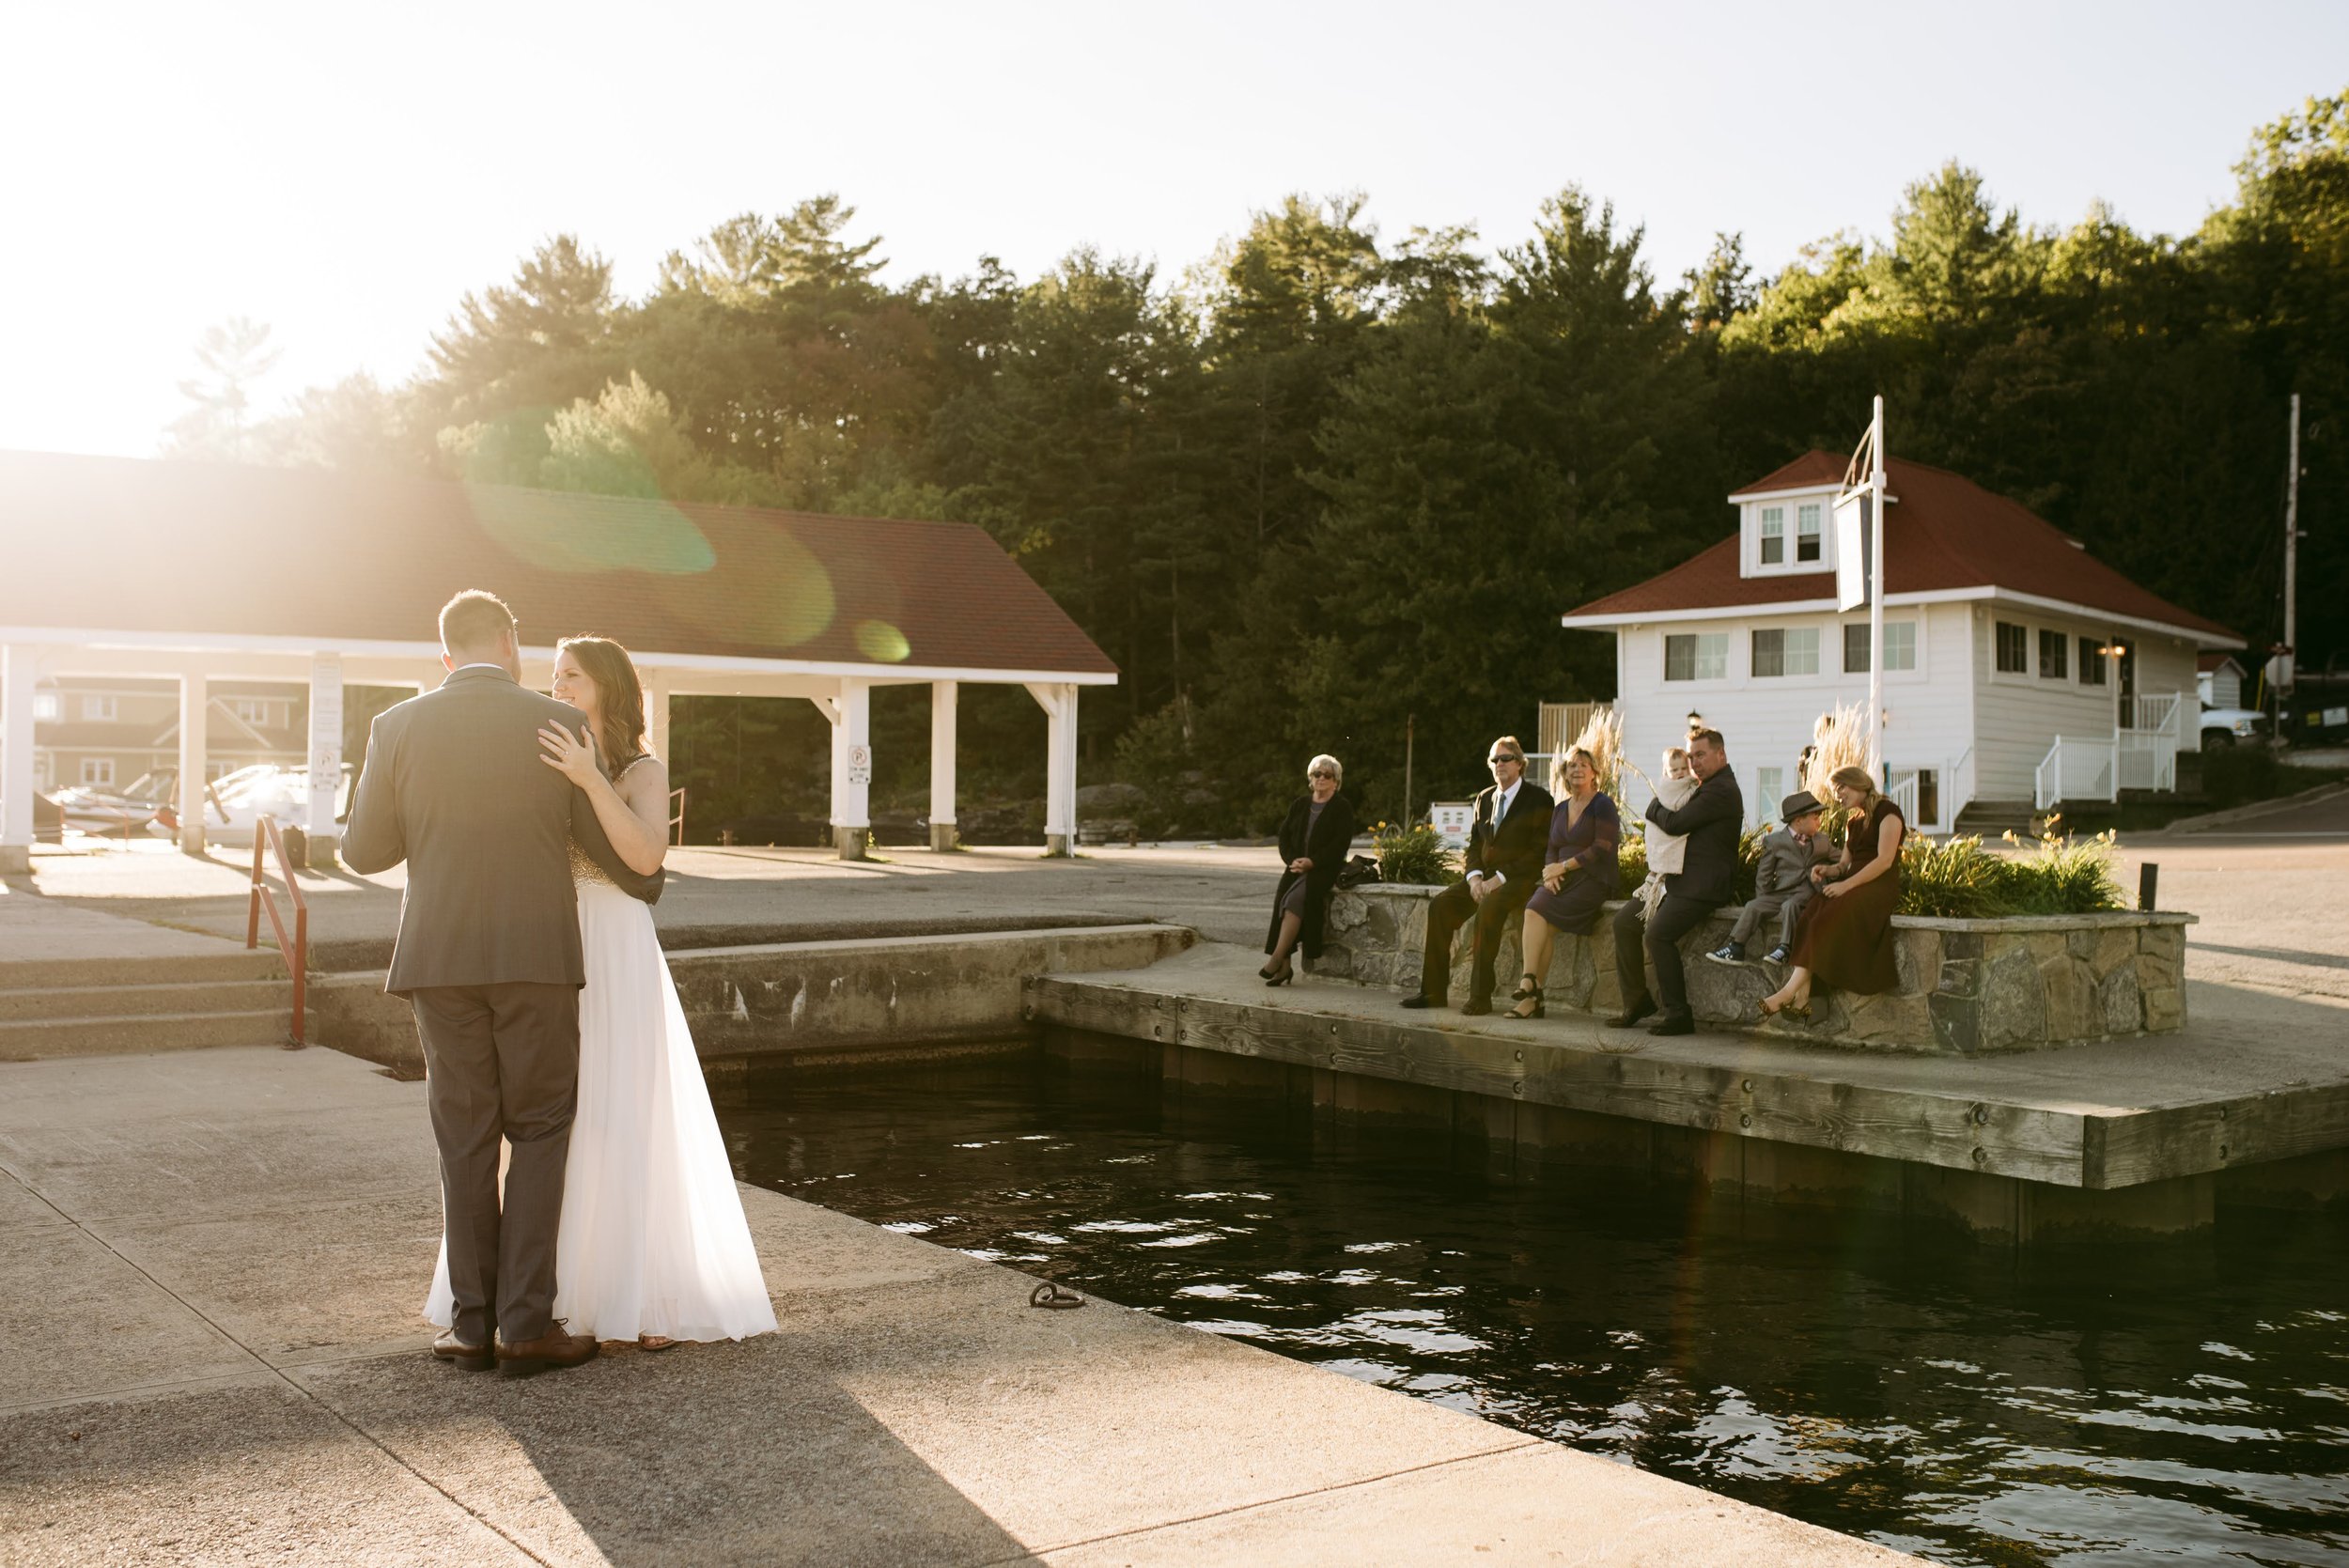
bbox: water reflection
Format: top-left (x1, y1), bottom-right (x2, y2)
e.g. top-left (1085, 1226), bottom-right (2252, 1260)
top-left (723, 1063), bottom-right (2349, 1567)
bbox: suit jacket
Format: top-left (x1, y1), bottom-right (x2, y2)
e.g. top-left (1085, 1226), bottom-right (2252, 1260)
top-left (1463, 781), bottom-right (1555, 889)
top-left (1642, 768), bottom-right (1743, 906)
top-left (1267, 792), bottom-right (1357, 961)
top-left (1752, 826), bottom-right (1829, 899)
top-left (342, 666), bottom-right (664, 996)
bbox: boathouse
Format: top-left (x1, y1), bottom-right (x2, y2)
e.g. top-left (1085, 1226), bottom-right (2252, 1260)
top-left (0, 451), bottom-right (1116, 869)
top-left (1560, 453), bottom-right (2244, 832)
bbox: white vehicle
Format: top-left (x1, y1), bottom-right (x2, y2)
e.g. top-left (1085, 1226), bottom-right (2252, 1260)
top-left (148, 764), bottom-right (350, 846)
top-left (2199, 706), bottom-right (2268, 748)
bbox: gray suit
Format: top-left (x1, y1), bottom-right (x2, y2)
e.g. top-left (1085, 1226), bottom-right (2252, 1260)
top-left (1730, 826), bottom-right (1829, 950)
top-left (343, 664), bottom-right (663, 1345)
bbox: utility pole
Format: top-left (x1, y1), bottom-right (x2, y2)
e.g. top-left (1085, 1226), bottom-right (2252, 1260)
top-left (2284, 393), bottom-right (2302, 706)
top-left (1868, 396), bottom-right (1888, 784)
top-left (1404, 714), bottom-right (1415, 828)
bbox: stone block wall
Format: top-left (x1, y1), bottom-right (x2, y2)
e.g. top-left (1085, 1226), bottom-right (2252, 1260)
top-left (1315, 884), bottom-right (2190, 1055)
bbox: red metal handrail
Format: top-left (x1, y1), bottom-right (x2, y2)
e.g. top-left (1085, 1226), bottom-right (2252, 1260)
top-left (246, 815), bottom-right (308, 1046)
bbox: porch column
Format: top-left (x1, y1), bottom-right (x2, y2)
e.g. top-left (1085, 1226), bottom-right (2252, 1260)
top-left (828, 676), bottom-right (872, 860)
top-left (644, 668), bottom-right (673, 763)
top-left (0, 644), bottom-right (37, 874)
top-left (178, 671), bottom-right (209, 855)
top-left (929, 680), bottom-right (957, 851)
top-left (1026, 681), bottom-right (1078, 855)
top-left (304, 653), bottom-right (342, 866)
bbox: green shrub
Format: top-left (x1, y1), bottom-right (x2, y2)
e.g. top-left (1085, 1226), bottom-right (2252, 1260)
top-left (1896, 833), bottom-right (2009, 918)
top-left (1372, 821), bottom-right (1455, 886)
top-left (1891, 827), bottom-right (2126, 917)
top-left (1995, 827), bottom-right (2127, 914)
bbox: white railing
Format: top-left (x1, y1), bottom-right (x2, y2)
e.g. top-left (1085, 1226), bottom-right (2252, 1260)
top-left (2125, 692), bottom-right (2183, 736)
top-left (2035, 736), bottom-right (2117, 811)
top-left (2116, 730), bottom-right (2177, 793)
top-left (1948, 746), bottom-right (1976, 828)
top-left (1888, 772), bottom-right (1920, 824)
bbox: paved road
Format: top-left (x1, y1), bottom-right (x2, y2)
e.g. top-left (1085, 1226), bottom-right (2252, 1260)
top-left (17, 840), bottom-right (1290, 967)
top-left (2127, 787), bottom-right (2349, 1003)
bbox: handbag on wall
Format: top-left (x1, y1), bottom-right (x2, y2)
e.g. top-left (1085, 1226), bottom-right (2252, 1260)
top-left (1333, 854), bottom-right (1381, 890)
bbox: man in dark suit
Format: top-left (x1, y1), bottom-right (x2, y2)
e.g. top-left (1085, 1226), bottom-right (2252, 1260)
top-left (343, 590), bottom-right (663, 1376)
top-left (1403, 735), bottom-right (1555, 1016)
top-left (1610, 726), bottom-right (1744, 1036)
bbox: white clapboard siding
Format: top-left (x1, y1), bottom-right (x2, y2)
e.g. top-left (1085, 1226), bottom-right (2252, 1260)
top-left (1612, 602), bottom-right (1975, 829)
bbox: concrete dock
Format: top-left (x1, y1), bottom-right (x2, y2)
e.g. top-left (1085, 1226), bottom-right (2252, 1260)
top-left (0, 1046), bottom-right (1912, 1566)
top-left (1029, 940), bottom-right (2349, 1240)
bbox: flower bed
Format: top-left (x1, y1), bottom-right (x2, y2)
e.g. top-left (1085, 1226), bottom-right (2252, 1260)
top-left (1316, 883), bottom-right (2190, 1055)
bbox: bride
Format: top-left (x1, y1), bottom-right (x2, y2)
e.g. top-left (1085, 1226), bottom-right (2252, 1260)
top-left (426, 635), bottom-right (777, 1349)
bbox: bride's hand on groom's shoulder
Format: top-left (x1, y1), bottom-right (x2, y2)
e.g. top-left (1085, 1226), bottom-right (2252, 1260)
top-left (539, 722), bottom-right (602, 787)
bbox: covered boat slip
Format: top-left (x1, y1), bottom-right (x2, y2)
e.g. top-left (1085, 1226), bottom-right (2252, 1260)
top-left (1026, 942), bottom-right (2349, 1244)
top-left (0, 452), bottom-right (1118, 869)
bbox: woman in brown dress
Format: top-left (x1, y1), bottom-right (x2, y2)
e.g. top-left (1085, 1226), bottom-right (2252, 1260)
top-left (1760, 766), bottom-right (1905, 1018)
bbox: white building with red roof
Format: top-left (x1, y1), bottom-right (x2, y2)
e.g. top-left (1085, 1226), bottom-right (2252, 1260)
top-left (1562, 452), bottom-right (2244, 833)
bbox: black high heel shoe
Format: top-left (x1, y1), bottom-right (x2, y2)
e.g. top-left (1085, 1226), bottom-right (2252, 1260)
top-left (1266, 965), bottom-right (1295, 987)
top-left (1506, 985), bottom-right (1545, 1019)
top-left (1509, 975), bottom-right (1539, 1001)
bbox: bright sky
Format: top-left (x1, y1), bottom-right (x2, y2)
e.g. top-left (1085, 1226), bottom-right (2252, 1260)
top-left (6, 1), bottom-right (2345, 460)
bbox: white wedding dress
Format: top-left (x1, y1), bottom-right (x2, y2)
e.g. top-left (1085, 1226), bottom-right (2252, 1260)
top-left (425, 837), bottom-right (778, 1343)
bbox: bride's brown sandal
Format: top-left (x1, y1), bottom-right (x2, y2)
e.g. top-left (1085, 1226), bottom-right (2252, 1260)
top-left (637, 1335), bottom-right (679, 1352)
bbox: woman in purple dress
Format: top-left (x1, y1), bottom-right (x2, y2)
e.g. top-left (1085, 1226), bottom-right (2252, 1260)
top-left (1761, 767), bottom-right (1906, 1019)
top-left (1505, 749), bottom-right (1620, 1019)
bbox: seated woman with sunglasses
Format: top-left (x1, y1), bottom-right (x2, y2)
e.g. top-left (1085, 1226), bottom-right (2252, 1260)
top-left (1261, 754), bottom-right (1355, 986)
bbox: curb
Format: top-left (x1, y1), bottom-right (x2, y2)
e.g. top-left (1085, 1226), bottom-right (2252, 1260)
top-left (2150, 779), bottom-right (2349, 836)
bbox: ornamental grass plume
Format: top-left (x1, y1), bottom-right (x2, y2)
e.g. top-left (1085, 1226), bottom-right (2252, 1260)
top-left (1799, 702), bottom-right (1872, 805)
top-left (1568, 706), bottom-right (1625, 801)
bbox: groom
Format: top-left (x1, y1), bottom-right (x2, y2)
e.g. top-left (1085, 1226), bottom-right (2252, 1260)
top-left (344, 590), bottom-right (663, 1375)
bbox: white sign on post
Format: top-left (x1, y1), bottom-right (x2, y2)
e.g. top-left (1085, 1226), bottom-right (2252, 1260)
top-left (1833, 491), bottom-right (1871, 611)
top-left (1429, 801), bottom-right (1474, 851)
top-left (846, 743), bottom-right (872, 786)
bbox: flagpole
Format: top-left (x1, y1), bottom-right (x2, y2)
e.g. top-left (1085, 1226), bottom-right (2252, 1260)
top-left (1868, 395), bottom-right (1887, 784)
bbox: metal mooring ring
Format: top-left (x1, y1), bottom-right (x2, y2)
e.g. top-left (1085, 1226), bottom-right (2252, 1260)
top-left (1029, 1281), bottom-right (1085, 1311)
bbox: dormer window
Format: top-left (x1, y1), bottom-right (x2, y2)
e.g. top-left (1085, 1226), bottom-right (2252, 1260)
top-left (1760, 508), bottom-right (1784, 565)
top-left (1797, 504), bottom-right (1822, 563)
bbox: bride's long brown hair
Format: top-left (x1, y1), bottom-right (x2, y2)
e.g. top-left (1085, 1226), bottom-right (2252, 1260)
top-left (557, 635), bottom-right (646, 772)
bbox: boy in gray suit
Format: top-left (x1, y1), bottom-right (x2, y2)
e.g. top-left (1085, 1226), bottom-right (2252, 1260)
top-left (1705, 790), bottom-right (1830, 968)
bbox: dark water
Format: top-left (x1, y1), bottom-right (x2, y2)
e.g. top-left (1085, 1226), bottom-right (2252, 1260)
top-left (723, 1062), bottom-right (2349, 1566)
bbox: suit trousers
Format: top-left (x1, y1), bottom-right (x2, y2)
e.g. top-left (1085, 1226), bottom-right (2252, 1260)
top-left (1730, 885), bottom-right (1815, 950)
top-left (1422, 876), bottom-right (1535, 1005)
top-left (1613, 893), bottom-right (1723, 1019)
top-left (412, 982), bottom-right (581, 1346)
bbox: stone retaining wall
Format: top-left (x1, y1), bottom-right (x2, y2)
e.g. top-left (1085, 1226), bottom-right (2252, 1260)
top-left (1316, 884), bottom-right (2189, 1054)
top-left (312, 924), bottom-right (1193, 1076)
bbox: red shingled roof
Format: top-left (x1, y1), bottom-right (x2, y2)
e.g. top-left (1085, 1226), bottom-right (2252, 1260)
top-left (1568, 451), bottom-right (2239, 644)
top-left (0, 452), bottom-right (1117, 675)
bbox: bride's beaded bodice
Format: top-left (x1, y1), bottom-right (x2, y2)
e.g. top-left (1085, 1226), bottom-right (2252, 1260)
top-left (569, 840), bottom-right (615, 888)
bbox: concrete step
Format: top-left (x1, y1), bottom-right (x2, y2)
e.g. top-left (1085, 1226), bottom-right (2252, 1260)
top-left (1953, 800), bottom-right (2036, 837)
top-left (0, 977), bottom-right (292, 1022)
top-left (0, 950), bottom-right (289, 991)
top-left (0, 1008), bottom-right (295, 1061)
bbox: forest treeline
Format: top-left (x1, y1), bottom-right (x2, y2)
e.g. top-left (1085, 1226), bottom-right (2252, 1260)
top-left (186, 90), bottom-right (2349, 835)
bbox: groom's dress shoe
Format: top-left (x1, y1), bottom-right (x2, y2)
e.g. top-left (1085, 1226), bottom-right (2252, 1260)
top-left (1646, 1013), bottom-right (1696, 1037)
top-left (431, 1329), bottom-right (492, 1372)
top-left (496, 1325), bottom-right (599, 1377)
top-left (1606, 999), bottom-right (1657, 1029)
